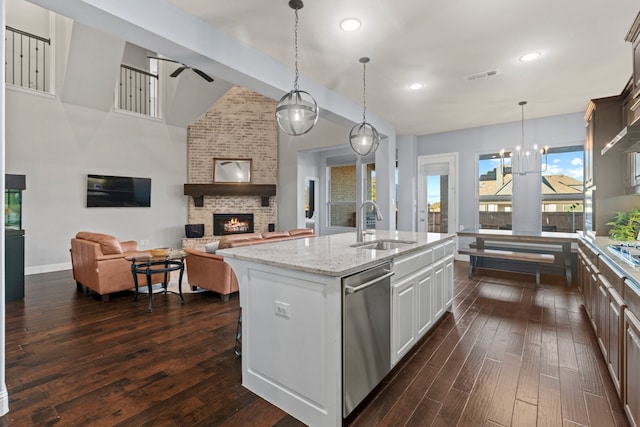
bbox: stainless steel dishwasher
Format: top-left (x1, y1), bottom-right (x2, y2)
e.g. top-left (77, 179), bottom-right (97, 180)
top-left (342, 261), bottom-right (394, 417)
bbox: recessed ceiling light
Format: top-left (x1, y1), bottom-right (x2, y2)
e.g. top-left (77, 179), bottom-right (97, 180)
top-left (519, 51), bottom-right (541, 62)
top-left (409, 82), bottom-right (424, 90)
top-left (340, 18), bottom-right (361, 32)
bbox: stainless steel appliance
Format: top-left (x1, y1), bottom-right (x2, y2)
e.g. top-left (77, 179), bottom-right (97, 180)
top-left (342, 262), bottom-right (394, 417)
top-left (608, 243), bottom-right (640, 266)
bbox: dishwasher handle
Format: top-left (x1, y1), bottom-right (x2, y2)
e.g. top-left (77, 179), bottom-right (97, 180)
top-left (344, 270), bottom-right (394, 294)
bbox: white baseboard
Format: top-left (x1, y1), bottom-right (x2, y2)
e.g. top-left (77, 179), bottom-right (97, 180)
top-left (25, 262), bottom-right (72, 276)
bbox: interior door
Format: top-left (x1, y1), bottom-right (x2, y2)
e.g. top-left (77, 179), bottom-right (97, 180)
top-left (417, 154), bottom-right (457, 234)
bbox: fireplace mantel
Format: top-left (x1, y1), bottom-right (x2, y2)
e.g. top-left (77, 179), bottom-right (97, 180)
top-left (184, 183), bottom-right (276, 207)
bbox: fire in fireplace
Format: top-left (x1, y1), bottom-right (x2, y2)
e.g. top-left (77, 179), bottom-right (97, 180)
top-left (213, 213), bottom-right (254, 236)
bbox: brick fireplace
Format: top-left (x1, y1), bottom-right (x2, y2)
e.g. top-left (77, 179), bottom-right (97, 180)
top-left (182, 86), bottom-right (278, 250)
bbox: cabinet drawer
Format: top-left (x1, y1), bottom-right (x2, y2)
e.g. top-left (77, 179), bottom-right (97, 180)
top-left (600, 257), bottom-right (626, 295)
top-left (433, 244), bottom-right (445, 261)
top-left (625, 279), bottom-right (640, 315)
top-left (444, 239), bottom-right (455, 256)
top-left (393, 249), bottom-right (433, 281)
top-left (579, 241), bottom-right (600, 268)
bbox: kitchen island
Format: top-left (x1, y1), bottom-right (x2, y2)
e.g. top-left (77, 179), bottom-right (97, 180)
top-left (217, 230), bottom-right (455, 427)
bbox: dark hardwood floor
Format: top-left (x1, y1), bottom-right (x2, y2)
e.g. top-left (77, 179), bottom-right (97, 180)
top-left (0, 262), bottom-right (629, 426)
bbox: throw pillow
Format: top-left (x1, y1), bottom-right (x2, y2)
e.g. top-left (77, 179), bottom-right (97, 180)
top-left (205, 242), bottom-right (219, 254)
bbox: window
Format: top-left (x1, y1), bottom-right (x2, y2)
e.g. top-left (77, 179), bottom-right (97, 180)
top-left (327, 164), bottom-right (356, 227)
top-left (364, 163), bottom-right (378, 229)
top-left (541, 145), bottom-right (584, 232)
top-left (478, 152), bottom-right (513, 229)
top-left (326, 160), bottom-right (378, 229)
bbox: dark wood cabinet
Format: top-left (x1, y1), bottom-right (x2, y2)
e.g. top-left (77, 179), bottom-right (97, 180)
top-left (597, 277), bottom-right (609, 360)
top-left (584, 97), bottom-right (625, 234)
top-left (578, 243), bottom-right (597, 323)
top-left (599, 257), bottom-right (626, 399)
top-left (624, 308), bottom-right (640, 427)
top-left (609, 286), bottom-right (625, 398)
top-left (580, 240), bottom-right (640, 427)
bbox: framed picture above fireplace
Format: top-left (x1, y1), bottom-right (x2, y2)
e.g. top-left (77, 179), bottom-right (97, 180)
top-left (213, 158), bottom-right (252, 183)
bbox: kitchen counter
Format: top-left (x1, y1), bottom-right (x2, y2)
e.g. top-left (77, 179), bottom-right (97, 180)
top-left (580, 232), bottom-right (640, 291)
top-left (217, 229), bottom-right (454, 277)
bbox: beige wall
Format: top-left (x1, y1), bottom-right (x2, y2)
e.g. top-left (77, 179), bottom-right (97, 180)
top-left (185, 86), bottom-right (278, 246)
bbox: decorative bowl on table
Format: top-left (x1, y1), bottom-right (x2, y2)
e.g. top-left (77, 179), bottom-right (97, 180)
top-left (150, 247), bottom-right (170, 257)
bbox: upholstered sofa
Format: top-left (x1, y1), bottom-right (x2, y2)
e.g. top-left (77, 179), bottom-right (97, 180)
top-left (70, 231), bottom-right (163, 300)
top-left (184, 228), bottom-right (314, 301)
top-left (216, 228), bottom-right (315, 250)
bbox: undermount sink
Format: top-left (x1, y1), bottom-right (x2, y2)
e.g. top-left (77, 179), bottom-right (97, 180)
top-left (350, 239), bottom-right (417, 250)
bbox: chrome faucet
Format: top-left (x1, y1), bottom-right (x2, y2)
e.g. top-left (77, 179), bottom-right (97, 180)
top-left (357, 200), bottom-right (383, 243)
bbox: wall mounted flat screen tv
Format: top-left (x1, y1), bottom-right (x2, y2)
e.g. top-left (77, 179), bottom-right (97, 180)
top-left (86, 174), bottom-right (151, 208)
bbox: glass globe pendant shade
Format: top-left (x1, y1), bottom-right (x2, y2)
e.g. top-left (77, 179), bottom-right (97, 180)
top-left (275, 89), bottom-right (319, 136)
top-left (349, 121), bottom-right (380, 156)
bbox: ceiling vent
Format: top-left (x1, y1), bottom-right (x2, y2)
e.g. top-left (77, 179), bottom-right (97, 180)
top-left (465, 69), bottom-right (500, 81)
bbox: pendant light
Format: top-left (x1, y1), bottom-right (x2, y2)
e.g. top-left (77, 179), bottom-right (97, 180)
top-left (349, 57), bottom-right (380, 156)
top-left (500, 101), bottom-right (548, 176)
top-left (275, 0), bottom-right (319, 136)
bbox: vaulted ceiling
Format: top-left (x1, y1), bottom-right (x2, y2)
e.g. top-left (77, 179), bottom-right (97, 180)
top-left (163, 1), bottom-right (639, 135)
top-left (29, 0), bottom-right (639, 136)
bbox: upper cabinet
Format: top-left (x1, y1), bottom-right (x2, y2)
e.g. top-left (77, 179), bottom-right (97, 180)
top-left (629, 12), bottom-right (640, 100)
top-left (589, 11), bottom-right (640, 208)
top-left (584, 96), bottom-right (624, 234)
top-left (601, 12), bottom-right (640, 156)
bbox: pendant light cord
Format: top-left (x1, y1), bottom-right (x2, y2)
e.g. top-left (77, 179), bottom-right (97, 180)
top-left (362, 61), bottom-right (367, 122)
top-left (293, 8), bottom-right (300, 91)
top-left (520, 100), bottom-right (526, 149)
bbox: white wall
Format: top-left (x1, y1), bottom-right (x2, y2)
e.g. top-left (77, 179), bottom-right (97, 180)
top-left (297, 150), bottom-right (321, 232)
top-left (6, 0), bottom-right (48, 36)
top-left (6, 89), bottom-right (188, 274)
top-left (396, 111), bottom-right (585, 247)
top-left (397, 135), bottom-right (417, 231)
top-left (278, 117), bottom-right (352, 232)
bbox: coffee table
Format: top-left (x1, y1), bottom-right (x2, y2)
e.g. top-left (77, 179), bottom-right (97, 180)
top-left (128, 250), bottom-right (186, 312)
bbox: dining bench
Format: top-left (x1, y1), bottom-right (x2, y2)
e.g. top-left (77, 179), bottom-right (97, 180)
top-left (457, 229), bottom-right (578, 287)
top-left (458, 247), bottom-right (556, 287)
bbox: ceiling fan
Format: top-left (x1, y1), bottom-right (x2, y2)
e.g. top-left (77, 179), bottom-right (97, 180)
top-left (147, 56), bottom-right (214, 83)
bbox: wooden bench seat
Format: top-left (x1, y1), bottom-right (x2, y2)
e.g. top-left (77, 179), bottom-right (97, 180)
top-left (458, 248), bottom-right (555, 287)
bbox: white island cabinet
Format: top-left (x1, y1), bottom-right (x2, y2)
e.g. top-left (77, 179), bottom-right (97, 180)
top-left (218, 230), bottom-right (455, 427)
top-left (391, 238), bottom-right (455, 365)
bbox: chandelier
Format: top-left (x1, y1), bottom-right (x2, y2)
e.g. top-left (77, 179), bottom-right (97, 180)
top-left (275, 0), bottom-right (319, 136)
top-left (349, 57), bottom-right (380, 156)
top-left (500, 101), bottom-right (548, 176)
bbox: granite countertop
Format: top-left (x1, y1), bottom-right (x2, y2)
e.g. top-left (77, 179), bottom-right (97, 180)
top-left (580, 232), bottom-right (640, 290)
top-left (216, 230), bottom-right (455, 277)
